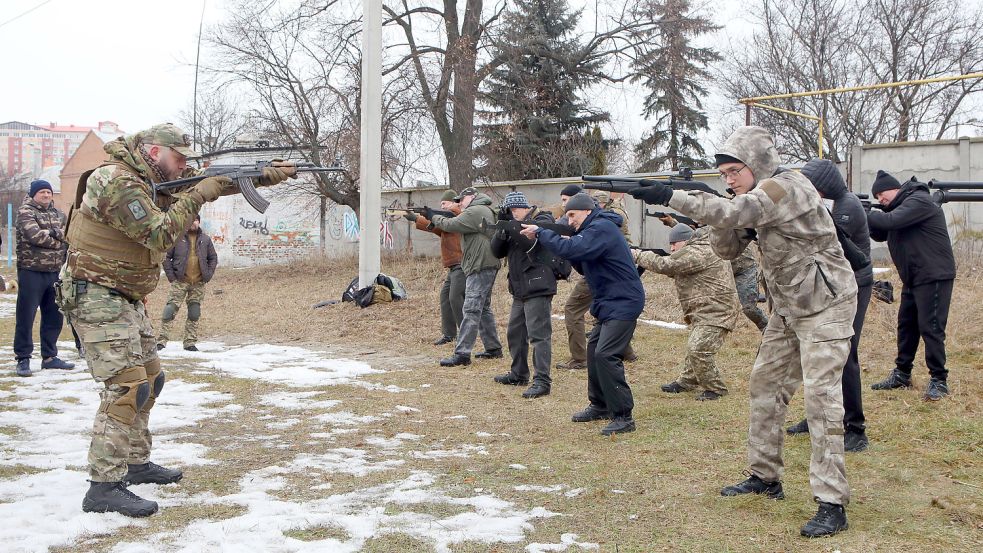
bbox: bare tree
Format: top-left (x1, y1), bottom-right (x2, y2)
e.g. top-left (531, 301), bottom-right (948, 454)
top-left (178, 83), bottom-right (253, 155)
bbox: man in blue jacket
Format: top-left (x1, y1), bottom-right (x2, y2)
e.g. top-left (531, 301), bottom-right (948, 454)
top-left (520, 193), bottom-right (644, 435)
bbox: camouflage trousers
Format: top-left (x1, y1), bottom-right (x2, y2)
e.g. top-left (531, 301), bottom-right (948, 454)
top-left (57, 279), bottom-right (161, 482)
top-left (675, 325), bottom-right (729, 395)
top-left (747, 298), bottom-right (856, 505)
top-left (157, 280), bottom-right (205, 347)
top-left (735, 267), bottom-right (768, 331)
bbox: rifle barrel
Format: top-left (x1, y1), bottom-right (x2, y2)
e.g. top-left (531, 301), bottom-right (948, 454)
top-left (929, 181), bottom-right (983, 189)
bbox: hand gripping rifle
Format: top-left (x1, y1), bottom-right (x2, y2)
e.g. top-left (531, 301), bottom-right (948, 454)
top-left (481, 219), bottom-right (577, 237)
top-left (155, 161), bottom-right (347, 214)
top-left (645, 210), bottom-right (699, 228)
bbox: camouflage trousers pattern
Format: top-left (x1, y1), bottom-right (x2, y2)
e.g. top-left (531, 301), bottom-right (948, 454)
top-left (747, 298), bottom-right (857, 505)
top-left (675, 325), bottom-right (729, 395)
top-left (735, 267), bottom-right (769, 331)
top-left (157, 280), bottom-right (205, 347)
top-left (57, 279), bottom-right (161, 482)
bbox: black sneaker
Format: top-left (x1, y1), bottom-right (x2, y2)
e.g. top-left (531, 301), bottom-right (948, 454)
top-left (439, 354), bottom-right (471, 367)
top-left (786, 419), bottom-right (809, 435)
top-left (82, 481), bottom-right (158, 517)
top-left (183, 344), bottom-right (199, 352)
top-left (571, 405), bottom-right (610, 422)
top-left (521, 384), bottom-right (550, 399)
top-left (123, 462), bottom-right (184, 485)
top-left (493, 373), bottom-right (528, 386)
top-left (844, 430), bottom-right (869, 453)
top-left (15, 359), bottom-right (33, 377)
top-left (800, 502), bottom-right (848, 538)
top-left (432, 335), bottom-right (454, 346)
top-left (924, 379), bottom-right (949, 401)
top-left (475, 349), bottom-right (503, 359)
top-left (600, 417), bottom-right (636, 435)
top-left (720, 474), bottom-right (784, 500)
top-left (696, 390), bottom-right (722, 401)
top-left (661, 381), bottom-right (688, 394)
top-left (870, 369), bottom-right (912, 390)
top-left (42, 357), bottom-right (75, 370)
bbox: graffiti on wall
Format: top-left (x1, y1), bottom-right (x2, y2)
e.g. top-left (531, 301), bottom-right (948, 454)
top-left (239, 217), bottom-right (269, 235)
top-left (343, 211), bottom-right (360, 240)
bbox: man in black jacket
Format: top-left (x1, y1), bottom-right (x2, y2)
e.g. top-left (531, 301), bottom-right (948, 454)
top-left (156, 216), bottom-right (219, 352)
top-left (490, 192), bottom-right (557, 399)
top-left (788, 159), bottom-right (872, 451)
top-left (867, 171), bottom-right (955, 401)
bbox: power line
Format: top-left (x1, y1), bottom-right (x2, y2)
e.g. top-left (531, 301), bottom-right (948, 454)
top-left (0, 0), bottom-right (55, 30)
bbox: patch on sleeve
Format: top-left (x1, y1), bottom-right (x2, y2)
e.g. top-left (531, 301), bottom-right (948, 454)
top-left (758, 178), bottom-right (787, 203)
top-left (127, 200), bottom-right (149, 221)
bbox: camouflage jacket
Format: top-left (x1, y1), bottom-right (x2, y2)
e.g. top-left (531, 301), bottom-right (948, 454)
top-left (594, 191), bottom-right (632, 243)
top-left (15, 196), bottom-right (67, 272)
top-left (729, 242), bottom-right (759, 275)
top-left (65, 136), bottom-right (205, 299)
top-left (635, 227), bottom-right (739, 329)
top-left (667, 126), bottom-right (857, 320)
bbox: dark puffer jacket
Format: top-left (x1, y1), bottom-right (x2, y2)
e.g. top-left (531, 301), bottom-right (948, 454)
top-left (163, 230), bottom-right (218, 283)
top-left (15, 196), bottom-right (67, 272)
top-left (490, 207), bottom-right (557, 300)
top-left (536, 209), bottom-right (645, 322)
top-left (867, 179), bottom-right (955, 287)
top-left (801, 159), bottom-right (873, 287)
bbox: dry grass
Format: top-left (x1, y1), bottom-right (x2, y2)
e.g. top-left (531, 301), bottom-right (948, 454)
top-left (3, 250), bottom-right (983, 551)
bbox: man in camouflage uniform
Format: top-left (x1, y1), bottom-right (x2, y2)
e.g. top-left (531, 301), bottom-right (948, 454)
top-left (629, 126), bottom-right (857, 538)
top-left (633, 224), bottom-right (740, 400)
top-left (557, 189), bottom-right (637, 370)
top-left (57, 123), bottom-right (295, 517)
top-left (157, 215), bottom-right (218, 351)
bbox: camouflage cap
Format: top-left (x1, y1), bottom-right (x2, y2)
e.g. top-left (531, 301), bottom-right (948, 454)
top-left (134, 123), bottom-right (200, 158)
top-left (453, 186), bottom-right (479, 201)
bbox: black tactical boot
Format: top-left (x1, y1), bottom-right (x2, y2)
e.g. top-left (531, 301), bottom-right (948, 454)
top-left (521, 383), bottom-right (550, 399)
top-left (696, 390), bottom-right (722, 401)
top-left (432, 335), bottom-right (454, 346)
top-left (720, 474), bottom-right (784, 499)
top-left (183, 344), bottom-right (199, 352)
top-left (661, 381), bottom-right (688, 393)
top-left (571, 405), bottom-right (610, 423)
top-left (870, 369), bottom-right (912, 390)
top-left (600, 416), bottom-right (636, 435)
top-left (493, 373), bottom-right (528, 386)
top-left (82, 481), bottom-right (158, 517)
top-left (123, 462), bottom-right (183, 485)
top-left (844, 430), bottom-right (869, 453)
top-left (786, 419), bottom-right (809, 435)
top-left (439, 353), bottom-right (471, 367)
top-left (923, 379), bottom-right (949, 401)
top-left (475, 349), bottom-right (503, 359)
top-left (156, 343), bottom-right (165, 351)
top-left (800, 502), bottom-right (848, 537)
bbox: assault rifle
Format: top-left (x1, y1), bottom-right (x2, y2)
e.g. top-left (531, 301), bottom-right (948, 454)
top-left (859, 179), bottom-right (983, 211)
top-left (385, 206), bottom-right (455, 220)
top-left (481, 219), bottom-right (576, 237)
top-left (582, 167), bottom-right (724, 198)
top-left (155, 161), bottom-right (347, 214)
top-left (645, 210), bottom-right (698, 228)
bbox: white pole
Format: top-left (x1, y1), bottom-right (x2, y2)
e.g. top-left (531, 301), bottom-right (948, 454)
top-left (358, 0), bottom-right (383, 287)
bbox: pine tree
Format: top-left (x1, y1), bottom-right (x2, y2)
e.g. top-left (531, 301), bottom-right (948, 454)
top-left (632, 0), bottom-right (720, 172)
top-left (477, 0), bottom-right (609, 180)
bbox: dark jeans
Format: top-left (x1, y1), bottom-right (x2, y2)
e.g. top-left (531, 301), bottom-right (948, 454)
top-left (506, 295), bottom-right (552, 386)
top-left (896, 279), bottom-right (953, 381)
top-left (14, 269), bottom-right (63, 360)
top-left (843, 283), bottom-right (871, 434)
top-left (586, 318), bottom-right (636, 418)
top-left (439, 265), bottom-right (466, 338)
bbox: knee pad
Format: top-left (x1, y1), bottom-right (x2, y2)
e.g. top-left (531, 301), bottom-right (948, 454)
top-left (104, 366), bottom-right (149, 424)
top-left (142, 358), bottom-right (164, 412)
top-left (162, 303), bottom-right (178, 322)
top-left (187, 302), bottom-right (201, 321)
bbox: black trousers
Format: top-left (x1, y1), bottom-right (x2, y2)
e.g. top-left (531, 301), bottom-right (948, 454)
top-left (586, 318), bottom-right (636, 418)
top-left (843, 283), bottom-right (871, 434)
top-left (14, 269), bottom-right (63, 360)
top-left (895, 279), bottom-right (953, 381)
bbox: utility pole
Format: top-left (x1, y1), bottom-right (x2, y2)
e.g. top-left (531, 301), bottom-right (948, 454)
top-left (358, 0), bottom-right (382, 287)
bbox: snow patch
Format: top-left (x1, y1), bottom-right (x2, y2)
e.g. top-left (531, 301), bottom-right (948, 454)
top-left (526, 533), bottom-right (600, 552)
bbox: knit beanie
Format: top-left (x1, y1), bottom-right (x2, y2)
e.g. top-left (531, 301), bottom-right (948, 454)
top-left (502, 191), bottom-right (530, 210)
top-left (714, 154), bottom-right (743, 167)
top-left (800, 158), bottom-right (846, 199)
top-left (871, 170), bottom-right (901, 197)
top-left (565, 193), bottom-right (596, 211)
top-left (560, 184), bottom-right (583, 197)
top-left (440, 190), bottom-right (458, 202)
top-left (668, 223), bottom-right (694, 244)
top-left (29, 180), bottom-right (53, 198)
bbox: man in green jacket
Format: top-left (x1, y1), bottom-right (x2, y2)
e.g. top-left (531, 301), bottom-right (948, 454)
top-left (428, 187), bottom-right (502, 366)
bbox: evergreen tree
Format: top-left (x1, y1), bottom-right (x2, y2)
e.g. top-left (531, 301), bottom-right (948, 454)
top-left (477, 0), bottom-right (609, 180)
top-left (632, 0), bottom-right (720, 172)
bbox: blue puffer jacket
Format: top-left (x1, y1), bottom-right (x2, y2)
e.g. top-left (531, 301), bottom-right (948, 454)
top-left (536, 209), bottom-right (645, 322)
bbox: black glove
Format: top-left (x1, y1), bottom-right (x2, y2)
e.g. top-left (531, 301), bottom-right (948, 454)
top-left (403, 213), bottom-right (417, 222)
top-left (422, 206), bottom-right (435, 221)
top-left (628, 183), bottom-right (673, 206)
top-left (498, 207), bottom-right (511, 221)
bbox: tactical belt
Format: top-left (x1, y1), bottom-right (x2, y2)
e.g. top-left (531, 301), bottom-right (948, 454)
top-left (73, 279), bottom-right (140, 305)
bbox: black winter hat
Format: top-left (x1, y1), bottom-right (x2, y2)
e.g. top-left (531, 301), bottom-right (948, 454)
top-left (714, 154), bottom-right (743, 167)
top-left (29, 179), bottom-right (53, 198)
top-left (800, 158), bottom-right (847, 199)
top-left (871, 170), bottom-right (901, 197)
top-left (561, 184), bottom-right (583, 197)
top-left (565, 193), bottom-right (596, 211)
